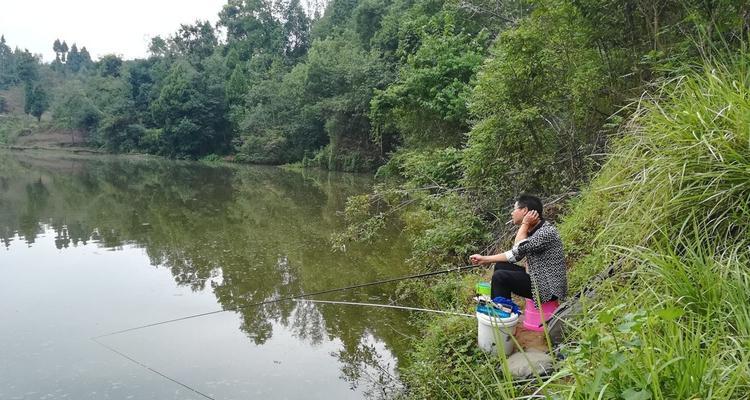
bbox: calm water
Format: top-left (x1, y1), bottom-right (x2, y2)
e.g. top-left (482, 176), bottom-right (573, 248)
top-left (0, 150), bottom-right (417, 400)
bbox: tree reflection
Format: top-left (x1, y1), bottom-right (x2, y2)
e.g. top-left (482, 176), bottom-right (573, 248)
top-left (0, 151), bottom-right (415, 397)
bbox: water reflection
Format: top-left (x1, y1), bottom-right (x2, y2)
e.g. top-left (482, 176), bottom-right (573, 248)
top-left (0, 150), bottom-right (415, 399)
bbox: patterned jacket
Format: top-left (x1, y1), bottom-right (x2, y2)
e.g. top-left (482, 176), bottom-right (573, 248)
top-left (504, 220), bottom-right (567, 303)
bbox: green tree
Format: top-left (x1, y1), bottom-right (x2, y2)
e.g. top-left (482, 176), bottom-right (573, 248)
top-left (78, 46), bottom-right (93, 70)
top-left (301, 32), bottom-right (387, 169)
top-left (53, 39), bottom-right (62, 54)
top-left (219, 0), bottom-right (285, 60)
top-left (370, 26), bottom-right (490, 149)
top-left (85, 76), bottom-right (142, 151)
top-left (52, 39), bottom-right (63, 64)
top-left (311, 0), bottom-right (360, 39)
top-left (60, 40), bottom-right (69, 62)
top-left (279, 0), bottom-right (311, 62)
top-left (150, 61), bottom-right (229, 157)
top-left (148, 36), bottom-right (171, 58)
top-left (462, 0), bottom-right (610, 197)
top-left (15, 49), bottom-right (39, 83)
top-left (52, 81), bottom-right (101, 131)
top-left (227, 64), bottom-right (249, 101)
top-left (225, 47), bottom-right (242, 71)
top-left (67, 43), bottom-right (81, 72)
top-left (237, 60), bottom-right (324, 163)
top-left (24, 83), bottom-right (49, 121)
top-left (98, 54), bottom-right (123, 77)
top-left (127, 58), bottom-right (159, 119)
top-left (0, 35), bottom-right (16, 88)
top-left (170, 20), bottom-right (219, 65)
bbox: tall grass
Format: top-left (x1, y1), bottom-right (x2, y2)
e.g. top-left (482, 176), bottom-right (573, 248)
top-left (561, 51), bottom-right (750, 290)
top-left (547, 51), bottom-right (750, 398)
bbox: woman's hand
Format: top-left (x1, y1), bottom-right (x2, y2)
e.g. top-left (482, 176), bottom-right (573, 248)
top-left (522, 210), bottom-right (539, 226)
top-left (469, 254), bottom-right (486, 266)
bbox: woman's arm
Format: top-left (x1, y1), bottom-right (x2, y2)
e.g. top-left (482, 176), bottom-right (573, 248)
top-left (470, 211), bottom-right (541, 265)
top-left (470, 252), bottom-right (508, 265)
top-left (514, 210), bottom-right (539, 244)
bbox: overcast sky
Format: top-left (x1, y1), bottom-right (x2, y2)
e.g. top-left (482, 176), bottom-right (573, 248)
top-left (0, 0), bottom-right (227, 62)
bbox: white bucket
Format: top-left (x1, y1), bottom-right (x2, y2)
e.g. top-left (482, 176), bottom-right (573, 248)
top-left (476, 311), bottom-right (519, 356)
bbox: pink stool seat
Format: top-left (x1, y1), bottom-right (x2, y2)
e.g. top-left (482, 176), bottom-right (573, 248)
top-left (523, 299), bottom-right (559, 331)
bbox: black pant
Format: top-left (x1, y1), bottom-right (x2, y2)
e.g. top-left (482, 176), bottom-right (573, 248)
top-left (491, 262), bottom-right (533, 300)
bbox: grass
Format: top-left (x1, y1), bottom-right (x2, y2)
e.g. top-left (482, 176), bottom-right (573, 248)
top-left (397, 51), bottom-right (750, 399)
top-left (0, 113), bottom-right (40, 145)
top-left (544, 50), bottom-right (750, 398)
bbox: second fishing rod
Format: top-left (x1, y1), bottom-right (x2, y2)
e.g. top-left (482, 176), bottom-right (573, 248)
top-left (94, 264), bottom-right (479, 339)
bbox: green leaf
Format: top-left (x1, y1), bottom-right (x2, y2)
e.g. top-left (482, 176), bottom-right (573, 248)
top-left (598, 312), bottom-right (615, 324)
top-left (622, 388), bottom-right (652, 400)
top-left (655, 307), bottom-right (684, 321)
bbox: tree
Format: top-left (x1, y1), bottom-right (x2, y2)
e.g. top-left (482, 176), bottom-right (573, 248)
top-left (150, 61), bottom-right (229, 157)
top-left (127, 58), bottom-right (158, 118)
top-left (51, 81), bottom-right (101, 130)
top-left (60, 40), bottom-right (69, 62)
top-left (148, 36), bottom-right (171, 58)
top-left (98, 54), bottom-right (123, 77)
top-left (15, 49), bottom-right (39, 83)
top-left (67, 43), bottom-right (81, 72)
top-left (170, 20), bottom-right (218, 64)
top-left (24, 83), bottom-right (49, 121)
top-left (226, 64), bottom-right (249, 106)
top-left (218, 0), bottom-right (285, 59)
top-left (53, 39), bottom-right (62, 56)
top-left (279, 0), bottom-right (311, 62)
top-left (79, 46), bottom-right (93, 71)
top-left (370, 27), bottom-right (490, 148)
top-left (0, 35), bottom-right (16, 88)
top-left (300, 32), bottom-right (385, 168)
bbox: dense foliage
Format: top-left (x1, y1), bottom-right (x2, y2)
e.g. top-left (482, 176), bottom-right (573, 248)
top-left (2, 0), bottom-right (749, 397)
top-left (2, 0), bottom-right (510, 167)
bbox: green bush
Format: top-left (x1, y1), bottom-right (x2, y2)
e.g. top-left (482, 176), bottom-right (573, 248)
top-left (51, 81), bottom-right (101, 131)
top-left (0, 114), bottom-right (38, 145)
top-left (376, 147), bottom-right (464, 188)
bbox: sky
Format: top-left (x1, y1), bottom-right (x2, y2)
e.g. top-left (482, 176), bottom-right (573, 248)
top-left (0, 0), bottom-right (227, 62)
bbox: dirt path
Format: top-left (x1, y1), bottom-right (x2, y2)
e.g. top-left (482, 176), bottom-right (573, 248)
top-left (14, 129), bottom-right (84, 147)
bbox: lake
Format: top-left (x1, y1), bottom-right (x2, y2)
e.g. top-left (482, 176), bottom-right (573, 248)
top-left (0, 150), bottom-right (418, 400)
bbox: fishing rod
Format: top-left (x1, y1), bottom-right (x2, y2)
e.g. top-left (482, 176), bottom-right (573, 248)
top-left (93, 264), bottom-right (478, 339)
top-left (90, 264), bottom-right (480, 400)
top-left (295, 299), bottom-right (475, 317)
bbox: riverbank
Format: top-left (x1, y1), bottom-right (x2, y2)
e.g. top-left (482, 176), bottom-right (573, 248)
top-left (394, 54), bottom-right (750, 398)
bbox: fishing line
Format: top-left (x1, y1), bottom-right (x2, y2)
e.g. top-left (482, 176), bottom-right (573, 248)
top-left (91, 337), bottom-right (217, 400)
top-left (296, 298), bottom-right (474, 317)
top-left (93, 264), bottom-right (478, 339)
top-left (88, 265), bottom-right (479, 399)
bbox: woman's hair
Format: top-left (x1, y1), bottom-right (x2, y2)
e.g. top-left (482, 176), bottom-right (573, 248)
top-left (516, 194), bottom-right (543, 218)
